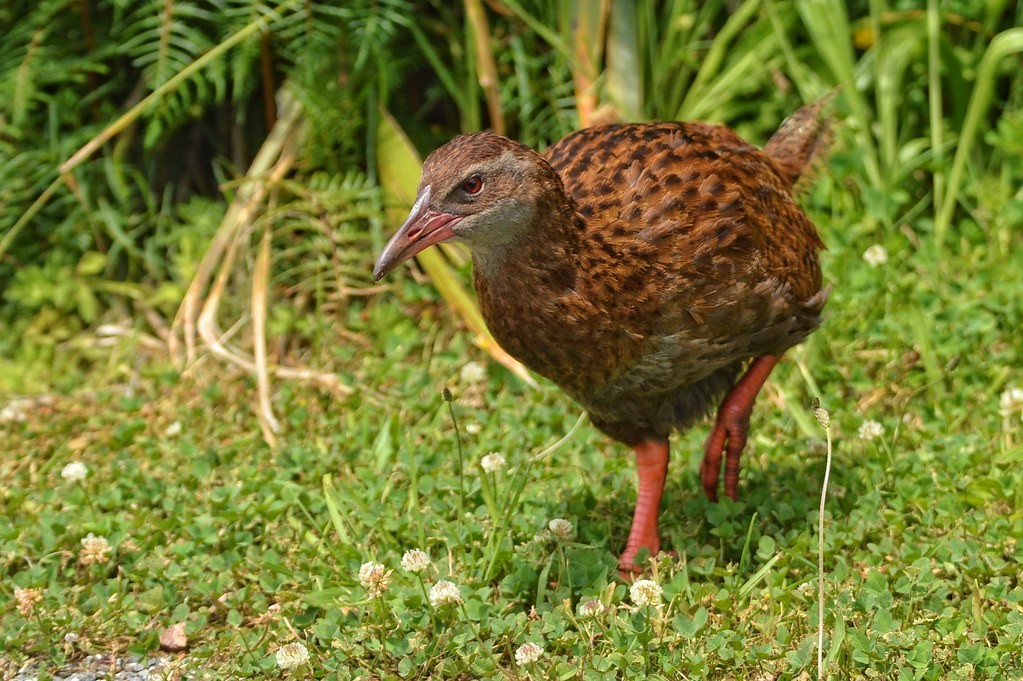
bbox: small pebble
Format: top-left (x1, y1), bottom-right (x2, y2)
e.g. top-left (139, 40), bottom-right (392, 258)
top-left (10, 655), bottom-right (169, 681)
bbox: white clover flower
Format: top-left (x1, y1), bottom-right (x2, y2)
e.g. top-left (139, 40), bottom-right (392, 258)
top-left (547, 518), bottom-right (574, 541)
top-left (630, 579), bottom-right (663, 607)
top-left (358, 561), bottom-right (391, 599)
top-left (863, 244), bottom-right (889, 267)
top-left (460, 361), bottom-right (487, 385)
top-left (0, 399), bottom-right (30, 423)
top-left (14, 586), bottom-right (43, 616)
top-left (63, 632), bottom-right (79, 644)
top-left (999, 387), bottom-right (1023, 417)
top-left (357, 561), bottom-right (385, 586)
top-left (275, 641), bottom-right (310, 670)
top-left (79, 534), bottom-right (111, 565)
top-left (514, 642), bottom-right (543, 665)
top-left (165, 421), bottom-right (183, 437)
top-left (480, 452), bottom-right (506, 473)
top-left (428, 580), bottom-right (463, 607)
top-left (857, 419), bottom-right (884, 441)
top-left (401, 549), bottom-right (431, 574)
top-left (465, 422), bottom-right (482, 435)
top-left (60, 462), bottom-right (88, 483)
top-left (578, 599), bottom-right (606, 618)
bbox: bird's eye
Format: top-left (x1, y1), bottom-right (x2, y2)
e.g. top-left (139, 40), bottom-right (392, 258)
top-left (462, 175), bottom-right (483, 195)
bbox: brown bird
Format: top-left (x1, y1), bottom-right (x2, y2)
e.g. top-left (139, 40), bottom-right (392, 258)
top-left (374, 100), bottom-right (830, 574)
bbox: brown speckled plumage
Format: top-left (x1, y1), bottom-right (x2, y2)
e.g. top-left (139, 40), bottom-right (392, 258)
top-left (472, 118), bottom-right (826, 444)
top-left (375, 98), bottom-right (831, 573)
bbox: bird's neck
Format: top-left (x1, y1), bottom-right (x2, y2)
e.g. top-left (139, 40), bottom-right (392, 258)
top-left (470, 200), bottom-right (582, 292)
top-left (470, 200), bottom-right (588, 385)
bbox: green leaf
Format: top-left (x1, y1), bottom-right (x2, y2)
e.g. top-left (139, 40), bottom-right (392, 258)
top-left (76, 251), bottom-right (107, 276)
top-left (907, 638), bottom-right (933, 669)
top-left (673, 606), bottom-right (709, 636)
top-left (372, 417), bottom-right (395, 474)
top-left (826, 616), bottom-right (846, 669)
top-left (606, 0), bottom-right (642, 120)
top-left (75, 284), bottom-right (99, 323)
top-left (321, 474), bottom-right (352, 545)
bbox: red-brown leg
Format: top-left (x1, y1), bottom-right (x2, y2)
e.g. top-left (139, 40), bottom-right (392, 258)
top-left (701, 354), bottom-right (782, 502)
top-left (619, 440), bottom-right (670, 576)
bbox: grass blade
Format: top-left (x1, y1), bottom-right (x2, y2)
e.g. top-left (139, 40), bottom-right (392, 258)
top-left (738, 550), bottom-right (782, 599)
top-left (926, 0), bottom-right (945, 213)
top-left (605, 0), bottom-right (642, 121)
top-left (796, 0), bottom-right (881, 186)
top-left (678, 0), bottom-right (762, 120)
top-left (322, 474), bottom-right (353, 545)
top-left (935, 28), bottom-right (1023, 250)
top-left (569, 0), bottom-right (609, 127)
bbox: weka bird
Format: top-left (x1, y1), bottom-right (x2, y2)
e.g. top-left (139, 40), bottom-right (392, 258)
top-left (374, 100), bottom-right (829, 573)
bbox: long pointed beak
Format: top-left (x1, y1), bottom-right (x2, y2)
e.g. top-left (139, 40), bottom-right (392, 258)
top-left (373, 186), bottom-right (463, 280)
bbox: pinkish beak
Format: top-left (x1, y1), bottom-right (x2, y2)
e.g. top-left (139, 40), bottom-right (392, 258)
top-left (373, 186), bottom-right (463, 280)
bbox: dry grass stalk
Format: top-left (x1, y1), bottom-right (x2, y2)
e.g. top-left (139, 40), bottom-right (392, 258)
top-left (169, 93), bottom-right (302, 367)
top-left (253, 221), bottom-right (278, 444)
top-left (168, 89), bottom-right (350, 447)
top-left (465, 0), bottom-right (505, 135)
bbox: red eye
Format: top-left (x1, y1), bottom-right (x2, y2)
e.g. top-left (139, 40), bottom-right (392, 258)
top-left (462, 175), bottom-right (483, 194)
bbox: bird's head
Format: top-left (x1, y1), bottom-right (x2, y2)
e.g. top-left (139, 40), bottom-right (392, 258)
top-left (373, 132), bottom-right (560, 280)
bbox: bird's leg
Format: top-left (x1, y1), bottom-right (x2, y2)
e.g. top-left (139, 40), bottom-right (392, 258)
top-left (701, 354), bottom-right (781, 501)
top-left (619, 439), bottom-right (669, 575)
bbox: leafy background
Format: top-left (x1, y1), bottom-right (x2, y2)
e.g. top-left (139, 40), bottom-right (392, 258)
top-left (2, 0), bottom-right (1017, 391)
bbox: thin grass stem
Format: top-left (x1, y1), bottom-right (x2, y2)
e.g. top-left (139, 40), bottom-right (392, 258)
top-left (443, 388), bottom-right (466, 535)
top-left (811, 399), bottom-right (833, 681)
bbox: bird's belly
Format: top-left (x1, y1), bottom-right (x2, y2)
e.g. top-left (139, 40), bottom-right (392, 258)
top-left (491, 313), bottom-right (735, 416)
top-left (591, 333), bottom-right (731, 401)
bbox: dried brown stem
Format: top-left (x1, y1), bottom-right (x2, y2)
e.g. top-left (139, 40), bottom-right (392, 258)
top-left (465, 0), bottom-right (506, 135)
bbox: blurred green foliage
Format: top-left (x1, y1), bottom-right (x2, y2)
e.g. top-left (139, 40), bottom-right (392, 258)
top-left (0, 0), bottom-right (1021, 383)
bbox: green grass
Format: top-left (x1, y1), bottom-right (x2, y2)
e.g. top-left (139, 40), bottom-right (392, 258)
top-left (3, 1), bottom-right (1023, 679)
top-left (3, 212), bottom-right (1023, 678)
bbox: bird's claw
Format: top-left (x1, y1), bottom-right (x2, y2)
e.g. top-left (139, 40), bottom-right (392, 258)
top-left (701, 405), bottom-right (750, 502)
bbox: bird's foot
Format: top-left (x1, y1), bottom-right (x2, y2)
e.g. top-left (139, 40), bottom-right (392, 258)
top-left (618, 545), bottom-right (659, 579)
top-left (701, 354), bottom-right (782, 501)
top-left (701, 406), bottom-right (751, 502)
top-left (619, 440), bottom-right (669, 579)
top-left (618, 547), bottom-right (681, 581)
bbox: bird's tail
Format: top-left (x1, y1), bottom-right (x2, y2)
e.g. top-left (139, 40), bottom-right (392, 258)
top-left (764, 91), bottom-right (836, 189)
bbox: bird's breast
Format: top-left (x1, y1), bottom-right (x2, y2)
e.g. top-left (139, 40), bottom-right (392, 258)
top-left (476, 276), bottom-right (643, 398)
